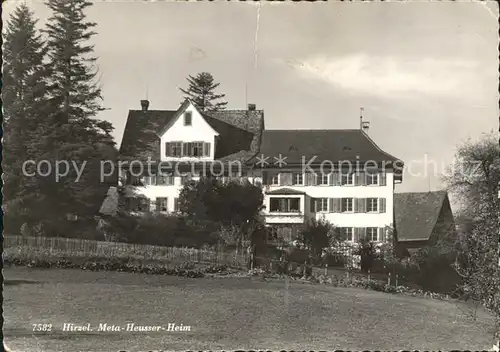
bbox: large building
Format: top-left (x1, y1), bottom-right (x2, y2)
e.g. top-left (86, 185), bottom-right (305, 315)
top-left (116, 99), bottom-right (404, 244)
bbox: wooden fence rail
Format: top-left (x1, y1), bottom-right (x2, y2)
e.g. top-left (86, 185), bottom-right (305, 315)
top-left (3, 235), bottom-right (249, 269)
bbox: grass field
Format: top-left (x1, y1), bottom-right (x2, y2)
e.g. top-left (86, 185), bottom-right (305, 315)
top-left (3, 267), bottom-right (497, 351)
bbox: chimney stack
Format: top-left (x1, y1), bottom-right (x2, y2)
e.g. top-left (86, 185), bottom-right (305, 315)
top-left (140, 100), bottom-right (149, 111)
top-left (248, 103), bottom-right (256, 111)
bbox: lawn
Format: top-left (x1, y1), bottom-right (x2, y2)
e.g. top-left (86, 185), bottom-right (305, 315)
top-left (3, 267), bottom-right (497, 351)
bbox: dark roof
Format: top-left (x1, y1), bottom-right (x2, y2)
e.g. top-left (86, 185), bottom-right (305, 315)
top-left (251, 129), bottom-right (401, 165)
top-left (394, 190), bottom-right (450, 241)
top-left (119, 102), bottom-right (264, 161)
top-left (266, 187), bottom-right (306, 195)
top-left (119, 110), bottom-right (177, 159)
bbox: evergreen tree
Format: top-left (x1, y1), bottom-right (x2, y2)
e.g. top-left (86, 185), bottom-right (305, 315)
top-left (179, 72), bottom-right (228, 111)
top-left (23, 0), bottom-right (116, 236)
top-left (2, 4), bottom-right (51, 232)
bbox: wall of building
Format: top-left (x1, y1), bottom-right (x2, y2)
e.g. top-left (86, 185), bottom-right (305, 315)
top-left (159, 103), bottom-right (217, 162)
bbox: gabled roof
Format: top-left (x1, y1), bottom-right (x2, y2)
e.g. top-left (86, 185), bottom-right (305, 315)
top-left (266, 187), bottom-right (306, 195)
top-left (119, 102), bottom-right (264, 161)
top-left (249, 129), bottom-right (401, 165)
top-left (394, 190), bottom-right (451, 241)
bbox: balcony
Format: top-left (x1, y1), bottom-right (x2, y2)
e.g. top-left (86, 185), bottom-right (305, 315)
top-left (265, 211), bottom-right (305, 224)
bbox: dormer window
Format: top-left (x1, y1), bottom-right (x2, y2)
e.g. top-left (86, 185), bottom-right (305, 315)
top-left (184, 111), bottom-right (192, 126)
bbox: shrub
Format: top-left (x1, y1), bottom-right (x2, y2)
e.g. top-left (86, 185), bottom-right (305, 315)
top-left (356, 237), bottom-right (377, 273)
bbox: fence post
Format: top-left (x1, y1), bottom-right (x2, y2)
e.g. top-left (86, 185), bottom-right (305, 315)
top-left (396, 274), bottom-right (399, 287)
top-left (324, 263), bottom-right (328, 276)
top-left (368, 270), bottom-right (371, 281)
top-left (388, 272), bottom-right (392, 286)
top-left (250, 253), bottom-right (254, 270)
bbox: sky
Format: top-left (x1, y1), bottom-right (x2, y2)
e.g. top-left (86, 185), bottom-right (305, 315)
top-left (4, 0), bottom-right (499, 200)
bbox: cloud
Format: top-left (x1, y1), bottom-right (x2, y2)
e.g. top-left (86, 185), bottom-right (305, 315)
top-left (286, 54), bottom-right (481, 99)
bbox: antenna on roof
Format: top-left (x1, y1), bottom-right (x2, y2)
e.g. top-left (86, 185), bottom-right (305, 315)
top-left (359, 107), bottom-right (364, 130)
top-left (360, 107), bottom-right (370, 132)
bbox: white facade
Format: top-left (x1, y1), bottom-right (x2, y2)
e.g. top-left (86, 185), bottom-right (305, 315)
top-left (159, 102), bottom-right (218, 162)
top-left (119, 101), bottom-right (399, 244)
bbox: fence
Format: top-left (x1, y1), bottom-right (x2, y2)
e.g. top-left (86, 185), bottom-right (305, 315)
top-left (3, 235), bottom-right (249, 269)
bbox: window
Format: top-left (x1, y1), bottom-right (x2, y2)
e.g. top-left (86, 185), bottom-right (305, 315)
top-left (366, 173), bottom-right (379, 185)
top-left (367, 198), bottom-right (378, 212)
top-left (366, 227), bottom-right (378, 241)
top-left (341, 173), bottom-right (354, 185)
top-left (317, 173), bottom-right (329, 185)
top-left (341, 227), bottom-right (353, 241)
top-left (174, 198), bottom-right (180, 212)
top-left (270, 173), bottom-right (279, 185)
top-left (166, 141), bottom-right (209, 157)
top-left (317, 198), bottom-right (328, 212)
top-left (341, 198), bottom-right (353, 212)
top-left (269, 198), bottom-right (301, 213)
top-left (182, 142), bottom-right (203, 157)
top-left (156, 197), bottom-right (168, 212)
top-left (184, 111), bottom-right (192, 126)
top-left (141, 176), bottom-right (157, 186)
top-left (157, 174), bottom-right (174, 185)
top-left (167, 142), bottom-right (182, 157)
top-left (292, 172), bottom-right (303, 185)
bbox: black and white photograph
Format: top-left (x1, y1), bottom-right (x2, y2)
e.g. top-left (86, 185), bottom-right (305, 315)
top-left (2, 1), bottom-right (500, 351)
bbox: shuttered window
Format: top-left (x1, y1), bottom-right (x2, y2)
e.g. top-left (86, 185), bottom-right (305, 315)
top-left (367, 198), bottom-right (378, 212)
top-left (310, 198), bottom-right (316, 212)
top-left (355, 172), bottom-right (366, 186)
top-left (270, 173), bottom-right (279, 185)
top-left (166, 142), bottom-right (182, 157)
top-left (203, 142), bottom-right (211, 157)
top-left (317, 173), bottom-right (329, 185)
top-left (184, 111), bottom-right (192, 126)
top-left (155, 197), bottom-right (168, 212)
top-left (341, 198), bottom-right (353, 212)
top-left (366, 172), bottom-right (379, 185)
top-left (341, 173), bottom-right (354, 185)
top-left (379, 172), bottom-right (387, 186)
top-left (317, 198), bottom-right (328, 212)
top-left (341, 227), bottom-right (353, 242)
top-left (367, 227), bottom-right (378, 241)
top-left (305, 172), bottom-right (316, 186)
top-left (379, 198), bottom-right (386, 213)
top-left (292, 172), bottom-right (303, 185)
top-left (174, 198), bottom-right (180, 212)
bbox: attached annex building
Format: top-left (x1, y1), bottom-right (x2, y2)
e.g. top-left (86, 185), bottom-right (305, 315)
top-left (117, 99), bottom-right (404, 244)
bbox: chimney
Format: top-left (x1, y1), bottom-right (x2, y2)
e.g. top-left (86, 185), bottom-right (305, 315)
top-left (140, 100), bottom-right (149, 111)
top-left (248, 103), bottom-right (256, 111)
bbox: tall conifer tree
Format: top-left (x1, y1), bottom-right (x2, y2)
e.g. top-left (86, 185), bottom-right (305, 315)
top-left (3, 4), bottom-right (51, 232)
top-left (180, 72), bottom-right (228, 111)
top-left (25, 0), bottom-right (116, 236)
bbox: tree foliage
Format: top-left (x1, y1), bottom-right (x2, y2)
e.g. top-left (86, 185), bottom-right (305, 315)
top-left (2, 4), bottom-right (51, 231)
top-left (178, 177), bottom-right (264, 248)
top-left (179, 72), bottom-right (228, 111)
top-left (443, 132), bottom-right (500, 335)
top-left (4, 1), bottom-right (117, 237)
top-left (296, 218), bottom-right (337, 259)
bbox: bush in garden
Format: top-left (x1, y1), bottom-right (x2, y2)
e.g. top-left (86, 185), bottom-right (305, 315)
top-left (356, 237), bottom-right (377, 273)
